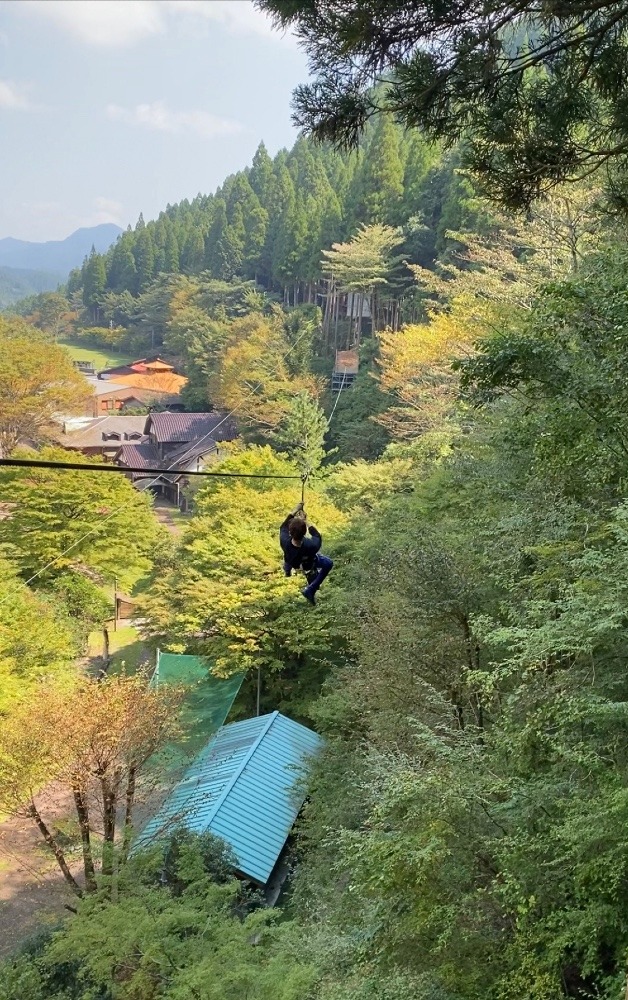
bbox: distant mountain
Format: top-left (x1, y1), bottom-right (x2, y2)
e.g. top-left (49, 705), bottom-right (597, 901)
top-left (0, 265), bottom-right (66, 308)
top-left (0, 223), bottom-right (123, 276)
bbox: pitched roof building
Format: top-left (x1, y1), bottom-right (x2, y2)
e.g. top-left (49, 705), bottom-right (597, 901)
top-left (114, 410), bottom-right (238, 506)
top-left (146, 412), bottom-right (237, 452)
top-left (98, 356), bottom-right (187, 396)
top-left (137, 711), bottom-right (322, 887)
top-left (57, 415), bottom-right (148, 459)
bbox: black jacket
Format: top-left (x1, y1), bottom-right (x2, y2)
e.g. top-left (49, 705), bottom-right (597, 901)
top-left (280, 512), bottom-right (322, 571)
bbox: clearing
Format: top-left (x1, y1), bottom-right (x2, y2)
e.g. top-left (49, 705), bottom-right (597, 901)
top-left (59, 339), bottom-right (132, 371)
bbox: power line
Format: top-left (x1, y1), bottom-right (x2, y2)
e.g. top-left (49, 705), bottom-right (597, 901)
top-left (0, 458), bottom-right (301, 480)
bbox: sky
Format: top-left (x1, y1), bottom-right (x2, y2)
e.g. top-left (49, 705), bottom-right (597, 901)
top-left (0, 0), bottom-right (308, 242)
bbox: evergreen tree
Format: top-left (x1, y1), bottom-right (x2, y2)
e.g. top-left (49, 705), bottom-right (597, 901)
top-left (107, 239), bottom-right (137, 293)
top-left (401, 132), bottom-right (441, 221)
top-left (227, 174), bottom-right (268, 279)
top-left (249, 141), bottom-right (274, 206)
top-left (66, 267), bottom-right (82, 296)
top-left (153, 244), bottom-right (166, 275)
top-left (133, 227), bottom-right (156, 293)
top-left (275, 390), bottom-right (328, 474)
top-left (205, 199), bottom-right (229, 277)
top-left (260, 157), bottom-right (296, 287)
top-left (181, 228), bottom-right (205, 274)
top-left (274, 198), bottom-right (309, 294)
top-left (218, 221), bottom-right (245, 280)
top-left (164, 227), bottom-right (180, 272)
top-left (82, 247), bottom-right (106, 308)
top-left (352, 115), bottom-right (404, 224)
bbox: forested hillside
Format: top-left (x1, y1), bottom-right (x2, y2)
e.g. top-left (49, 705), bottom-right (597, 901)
top-left (5, 6), bottom-right (628, 996)
top-left (64, 122), bottom-right (469, 322)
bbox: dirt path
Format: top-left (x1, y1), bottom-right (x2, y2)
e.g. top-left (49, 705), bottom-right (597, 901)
top-left (153, 498), bottom-right (188, 536)
top-left (0, 783), bottom-right (79, 956)
top-left (0, 658), bottom-right (106, 954)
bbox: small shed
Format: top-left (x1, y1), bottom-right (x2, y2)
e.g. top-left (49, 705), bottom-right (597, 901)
top-left (115, 593), bottom-right (136, 620)
top-left (137, 711), bottom-right (322, 886)
top-left (332, 348), bottom-right (359, 392)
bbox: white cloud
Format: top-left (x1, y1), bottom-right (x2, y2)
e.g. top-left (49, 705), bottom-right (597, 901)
top-left (17, 0), bottom-right (164, 47)
top-left (14, 197), bottom-right (127, 241)
top-left (106, 100), bottom-right (243, 139)
top-left (91, 197), bottom-right (125, 227)
top-left (15, 0), bottom-right (292, 48)
top-left (162, 1), bottom-right (289, 42)
top-left (0, 78), bottom-right (33, 110)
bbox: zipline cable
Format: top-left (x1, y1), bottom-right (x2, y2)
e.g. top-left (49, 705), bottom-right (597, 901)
top-left (0, 320), bottom-right (316, 600)
top-left (298, 369), bottom-right (349, 508)
top-left (0, 458), bottom-right (302, 480)
top-left (327, 370), bottom-right (347, 425)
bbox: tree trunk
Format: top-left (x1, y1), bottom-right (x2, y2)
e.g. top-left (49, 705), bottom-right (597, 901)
top-left (461, 616), bottom-right (484, 732)
top-left (71, 783), bottom-right (97, 891)
top-left (27, 799), bottom-right (82, 896)
top-left (102, 626), bottom-right (110, 671)
top-left (100, 774), bottom-right (118, 878)
top-left (450, 689), bottom-right (465, 730)
top-left (121, 763), bottom-right (137, 862)
top-left (322, 277), bottom-right (332, 346)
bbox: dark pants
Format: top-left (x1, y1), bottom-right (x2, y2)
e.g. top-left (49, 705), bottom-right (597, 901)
top-left (302, 554), bottom-right (333, 597)
top-left (283, 555), bottom-right (334, 594)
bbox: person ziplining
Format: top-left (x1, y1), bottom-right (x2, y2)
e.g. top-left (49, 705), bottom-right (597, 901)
top-left (279, 501), bottom-right (333, 605)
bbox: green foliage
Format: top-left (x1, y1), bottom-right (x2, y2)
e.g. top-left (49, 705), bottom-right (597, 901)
top-left (260, 1), bottom-right (628, 207)
top-left (352, 114), bottom-right (404, 225)
top-left (0, 446), bottom-right (163, 588)
top-left (47, 572), bottom-right (112, 636)
top-left (457, 242), bottom-right (628, 494)
top-left (0, 557), bottom-right (77, 714)
top-left (82, 246), bottom-right (106, 309)
top-left (275, 390), bottom-right (328, 474)
top-left (0, 834), bottom-right (318, 1000)
top-left (321, 223), bottom-right (404, 295)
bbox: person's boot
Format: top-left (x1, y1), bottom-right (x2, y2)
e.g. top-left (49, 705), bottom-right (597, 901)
top-left (301, 587), bottom-right (316, 605)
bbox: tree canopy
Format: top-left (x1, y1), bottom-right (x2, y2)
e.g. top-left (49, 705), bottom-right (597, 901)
top-left (258, 0), bottom-right (628, 207)
top-left (0, 318), bottom-right (89, 456)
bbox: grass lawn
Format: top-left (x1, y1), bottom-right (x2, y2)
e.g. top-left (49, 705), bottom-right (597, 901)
top-left (59, 339), bottom-right (133, 371)
top-left (109, 625), bottom-right (151, 676)
top-left (88, 625), bottom-right (152, 677)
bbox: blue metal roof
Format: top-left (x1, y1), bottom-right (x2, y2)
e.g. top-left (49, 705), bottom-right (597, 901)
top-left (137, 711), bottom-right (323, 885)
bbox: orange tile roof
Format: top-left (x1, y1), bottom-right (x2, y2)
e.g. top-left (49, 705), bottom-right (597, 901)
top-left (111, 371), bottom-right (188, 394)
top-left (143, 360), bottom-right (174, 371)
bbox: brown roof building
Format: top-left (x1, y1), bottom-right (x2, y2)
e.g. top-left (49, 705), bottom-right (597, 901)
top-left (115, 410), bottom-right (238, 508)
top-left (57, 416), bottom-right (148, 460)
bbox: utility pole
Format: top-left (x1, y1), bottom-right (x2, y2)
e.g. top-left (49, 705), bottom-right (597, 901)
top-left (256, 666), bottom-right (261, 717)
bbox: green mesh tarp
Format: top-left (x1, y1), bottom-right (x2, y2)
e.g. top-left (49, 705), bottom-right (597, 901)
top-left (150, 653), bottom-right (244, 767)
